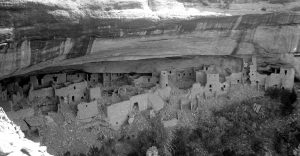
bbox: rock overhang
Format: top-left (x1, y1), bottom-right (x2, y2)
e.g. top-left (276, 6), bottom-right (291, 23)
top-left (0, 0), bottom-right (300, 79)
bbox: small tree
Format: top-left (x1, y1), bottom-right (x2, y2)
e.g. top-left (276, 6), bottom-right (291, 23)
top-left (131, 116), bottom-right (173, 156)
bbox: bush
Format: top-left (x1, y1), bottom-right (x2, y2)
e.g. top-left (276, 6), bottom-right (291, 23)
top-left (265, 88), bottom-right (282, 99)
top-left (265, 88), bottom-right (297, 116)
top-left (86, 139), bottom-right (117, 156)
top-left (130, 116), bottom-right (172, 156)
top-left (171, 127), bottom-right (209, 156)
top-left (87, 146), bottom-right (101, 156)
top-left (251, 139), bottom-right (264, 154)
top-left (280, 90), bottom-right (297, 116)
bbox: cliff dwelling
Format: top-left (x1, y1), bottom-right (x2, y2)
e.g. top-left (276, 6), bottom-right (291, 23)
top-left (1, 0), bottom-right (300, 156)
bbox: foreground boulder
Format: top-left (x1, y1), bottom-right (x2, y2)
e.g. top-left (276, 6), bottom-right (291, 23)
top-left (0, 107), bottom-right (52, 156)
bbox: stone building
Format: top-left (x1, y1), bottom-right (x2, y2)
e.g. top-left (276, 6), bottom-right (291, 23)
top-left (87, 73), bottom-right (99, 83)
top-left (77, 101), bottom-right (99, 122)
top-left (106, 100), bottom-right (132, 130)
top-left (226, 72), bottom-right (242, 85)
top-left (249, 56), bottom-right (295, 90)
top-left (102, 73), bottom-right (124, 87)
top-left (106, 92), bottom-right (160, 129)
top-left (1, 89), bottom-right (7, 101)
top-left (280, 67), bottom-right (295, 90)
top-left (103, 73), bottom-right (111, 87)
top-left (166, 68), bottom-right (195, 88)
top-left (42, 73), bottom-right (66, 86)
top-left (67, 73), bottom-right (86, 83)
top-left (133, 76), bottom-right (158, 87)
top-left (28, 86), bottom-right (54, 101)
top-left (195, 70), bottom-right (206, 85)
top-left (129, 93), bottom-right (149, 112)
top-left (192, 70), bottom-right (229, 99)
top-left (204, 73), bottom-right (221, 98)
top-left (249, 57), bottom-right (267, 88)
top-left (55, 81), bottom-right (88, 105)
top-left (173, 68), bottom-right (195, 81)
top-left (160, 71), bottom-right (169, 88)
top-left (265, 73), bottom-right (281, 89)
top-left (30, 73), bottom-right (66, 89)
top-left (89, 87), bottom-right (101, 101)
top-left (111, 73), bottom-right (123, 81)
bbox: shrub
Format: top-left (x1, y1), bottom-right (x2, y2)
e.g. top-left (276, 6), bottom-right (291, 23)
top-left (251, 139), bottom-right (264, 154)
top-left (265, 88), bottom-right (281, 99)
top-left (63, 151), bottom-right (71, 156)
top-left (87, 146), bottom-right (101, 156)
top-left (280, 90), bottom-right (297, 116)
top-left (86, 139), bottom-right (117, 156)
top-left (265, 88), bottom-right (297, 116)
top-left (171, 127), bottom-right (208, 156)
top-left (171, 127), bottom-right (191, 155)
top-left (130, 116), bottom-right (172, 156)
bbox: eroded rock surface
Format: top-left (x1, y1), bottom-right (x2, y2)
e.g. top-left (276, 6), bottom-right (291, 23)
top-left (0, 107), bottom-right (52, 156)
top-left (0, 0), bottom-right (300, 79)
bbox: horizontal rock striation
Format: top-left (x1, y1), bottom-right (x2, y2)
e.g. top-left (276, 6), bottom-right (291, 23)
top-left (0, 0), bottom-right (300, 79)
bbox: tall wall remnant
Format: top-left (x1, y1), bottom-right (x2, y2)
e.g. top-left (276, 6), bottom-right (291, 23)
top-left (77, 101), bottom-right (99, 122)
top-left (55, 81), bottom-right (88, 105)
top-left (106, 92), bottom-right (165, 130)
top-left (87, 73), bottom-right (99, 83)
top-left (89, 87), bottom-right (101, 101)
top-left (249, 56), bottom-right (295, 91)
top-left (204, 73), bottom-right (228, 98)
top-left (67, 73), bottom-right (86, 83)
top-left (129, 93), bottom-right (149, 112)
top-left (107, 100), bottom-right (131, 130)
top-left (280, 67), bottom-right (295, 90)
top-left (195, 70), bottom-right (206, 85)
top-left (30, 73), bottom-right (66, 89)
top-left (133, 76), bottom-right (158, 87)
top-left (103, 73), bottom-right (111, 87)
top-left (28, 87), bottom-right (54, 101)
top-left (226, 72), bottom-right (242, 85)
top-left (1, 89), bottom-right (7, 101)
top-left (160, 71), bottom-right (169, 88)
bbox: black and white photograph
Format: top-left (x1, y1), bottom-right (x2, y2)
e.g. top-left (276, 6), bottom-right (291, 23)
top-left (0, 0), bottom-right (300, 155)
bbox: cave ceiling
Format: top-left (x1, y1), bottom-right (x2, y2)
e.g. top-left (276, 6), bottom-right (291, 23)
top-left (0, 0), bottom-right (300, 79)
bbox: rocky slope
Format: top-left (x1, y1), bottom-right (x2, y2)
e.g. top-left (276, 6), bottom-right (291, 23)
top-left (0, 107), bottom-right (52, 156)
top-left (0, 0), bottom-right (300, 79)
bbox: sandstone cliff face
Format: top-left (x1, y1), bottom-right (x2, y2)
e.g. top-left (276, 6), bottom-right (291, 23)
top-left (0, 0), bottom-right (300, 79)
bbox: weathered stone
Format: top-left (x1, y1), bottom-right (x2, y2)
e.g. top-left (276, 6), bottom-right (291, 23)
top-left (13, 119), bottom-right (29, 131)
top-left (148, 94), bottom-right (165, 111)
top-left (6, 108), bottom-right (34, 120)
top-left (89, 87), bottom-right (101, 101)
top-left (128, 117), bottom-right (134, 125)
top-left (25, 116), bottom-right (45, 127)
top-left (77, 101), bottom-right (99, 122)
top-left (0, 1), bottom-right (299, 80)
top-left (155, 86), bottom-right (171, 100)
top-left (0, 107), bottom-right (53, 156)
top-left (149, 109), bottom-right (156, 118)
top-left (146, 146), bottom-right (159, 156)
top-left (163, 118), bottom-right (178, 128)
